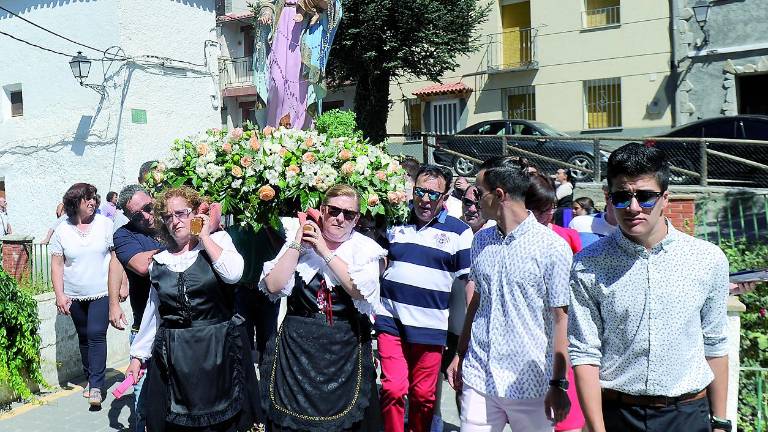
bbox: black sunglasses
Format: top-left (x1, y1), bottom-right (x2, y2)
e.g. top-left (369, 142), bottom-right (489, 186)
top-left (325, 205), bottom-right (359, 221)
top-left (461, 198), bottom-right (479, 208)
top-left (609, 190), bottom-right (663, 209)
top-left (414, 187), bottom-right (445, 201)
top-left (129, 203), bottom-right (154, 220)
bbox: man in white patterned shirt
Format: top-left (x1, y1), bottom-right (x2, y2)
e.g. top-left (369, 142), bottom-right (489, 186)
top-left (447, 156), bottom-right (572, 432)
top-left (569, 143), bottom-right (731, 432)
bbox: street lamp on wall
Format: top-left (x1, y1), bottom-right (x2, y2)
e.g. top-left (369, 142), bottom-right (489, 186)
top-left (691, 0), bottom-right (712, 46)
top-left (69, 51), bottom-right (105, 95)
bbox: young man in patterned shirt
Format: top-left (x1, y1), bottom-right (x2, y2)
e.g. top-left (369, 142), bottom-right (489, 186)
top-left (569, 143), bottom-right (731, 432)
top-left (447, 156), bottom-right (572, 431)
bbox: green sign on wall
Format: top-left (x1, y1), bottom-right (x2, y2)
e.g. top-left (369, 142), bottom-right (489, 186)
top-left (131, 109), bottom-right (147, 124)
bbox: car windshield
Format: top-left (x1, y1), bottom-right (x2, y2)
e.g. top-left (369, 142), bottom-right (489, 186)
top-left (531, 122), bottom-right (568, 137)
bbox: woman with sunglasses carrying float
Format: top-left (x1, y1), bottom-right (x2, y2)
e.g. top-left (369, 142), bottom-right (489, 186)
top-left (125, 186), bottom-right (263, 432)
top-left (259, 184), bottom-right (387, 432)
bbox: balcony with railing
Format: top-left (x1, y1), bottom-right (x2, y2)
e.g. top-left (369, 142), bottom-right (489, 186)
top-left (219, 56), bottom-right (255, 91)
top-left (582, 5), bottom-right (621, 29)
top-left (484, 28), bottom-right (538, 73)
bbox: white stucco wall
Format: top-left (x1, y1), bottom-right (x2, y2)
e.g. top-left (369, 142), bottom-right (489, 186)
top-left (0, 1), bottom-right (220, 240)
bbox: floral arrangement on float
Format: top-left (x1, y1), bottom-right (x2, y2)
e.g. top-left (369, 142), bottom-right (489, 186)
top-left (145, 112), bottom-right (410, 231)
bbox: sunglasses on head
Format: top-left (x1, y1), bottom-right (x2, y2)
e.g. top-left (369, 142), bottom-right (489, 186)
top-left (414, 187), bottom-right (444, 201)
top-left (325, 205), bottom-right (359, 221)
top-left (609, 190), bottom-right (663, 209)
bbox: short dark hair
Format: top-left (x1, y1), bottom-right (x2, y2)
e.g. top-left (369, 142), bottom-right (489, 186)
top-left (400, 157), bottom-right (421, 178)
top-left (62, 183), bottom-right (97, 218)
top-left (138, 160), bottom-right (158, 183)
top-left (478, 156), bottom-right (530, 201)
top-left (607, 142), bottom-right (670, 192)
top-left (525, 173), bottom-right (556, 213)
top-left (415, 164), bottom-right (453, 193)
top-left (117, 184), bottom-right (150, 212)
top-left (106, 191), bottom-right (118, 202)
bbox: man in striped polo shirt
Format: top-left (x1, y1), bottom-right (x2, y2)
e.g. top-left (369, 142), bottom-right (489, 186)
top-left (376, 164), bottom-right (473, 432)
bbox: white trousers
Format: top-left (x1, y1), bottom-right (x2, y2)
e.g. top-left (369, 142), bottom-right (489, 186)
top-left (460, 385), bottom-right (553, 432)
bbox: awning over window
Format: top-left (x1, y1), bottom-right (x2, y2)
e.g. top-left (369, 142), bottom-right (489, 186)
top-left (412, 82), bottom-right (472, 99)
top-left (217, 11), bottom-right (255, 24)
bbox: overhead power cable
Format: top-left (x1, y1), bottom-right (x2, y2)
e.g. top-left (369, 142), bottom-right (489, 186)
top-left (0, 4), bottom-right (123, 57)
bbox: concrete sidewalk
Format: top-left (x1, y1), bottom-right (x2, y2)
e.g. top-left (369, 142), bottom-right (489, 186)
top-left (0, 368), bottom-right (467, 432)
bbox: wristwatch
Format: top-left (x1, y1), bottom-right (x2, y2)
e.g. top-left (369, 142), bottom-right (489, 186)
top-left (711, 415), bottom-right (732, 432)
top-left (549, 379), bottom-right (569, 391)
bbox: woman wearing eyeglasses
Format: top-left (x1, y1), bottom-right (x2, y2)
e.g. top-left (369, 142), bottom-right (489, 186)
top-left (50, 183), bottom-right (115, 408)
top-left (525, 174), bottom-right (585, 432)
top-left (125, 186), bottom-right (262, 432)
top-left (259, 184), bottom-right (387, 432)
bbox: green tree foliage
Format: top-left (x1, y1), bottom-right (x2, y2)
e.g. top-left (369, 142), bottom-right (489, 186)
top-left (328, 0), bottom-right (490, 143)
top-left (720, 240), bottom-right (768, 431)
top-left (0, 270), bottom-right (45, 401)
top-left (315, 109), bottom-right (363, 139)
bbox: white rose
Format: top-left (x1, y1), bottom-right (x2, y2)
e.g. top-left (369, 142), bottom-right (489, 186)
top-left (231, 179), bottom-right (243, 188)
top-left (195, 164), bottom-right (208, 178)
top-left (355, 156), bottom-right (370, 173)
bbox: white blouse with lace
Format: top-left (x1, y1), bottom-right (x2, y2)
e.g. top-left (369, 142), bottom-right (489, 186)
top-left (259, 230), bottom-right (387, 316)
top-left (129, 231), bottom-right (244, 360)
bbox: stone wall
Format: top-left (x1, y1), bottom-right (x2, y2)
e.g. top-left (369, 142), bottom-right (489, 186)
top-left (0, 292), bottom-right (133, 404)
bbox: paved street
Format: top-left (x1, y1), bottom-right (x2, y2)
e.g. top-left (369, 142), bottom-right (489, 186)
top-left (0, 363), bottom-right (469, 432)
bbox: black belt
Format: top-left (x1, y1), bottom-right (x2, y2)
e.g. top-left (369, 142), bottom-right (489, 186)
top-left (602, 388), bottom-right (707, 407)
top-left (162, 317), bottom-right (228, 329)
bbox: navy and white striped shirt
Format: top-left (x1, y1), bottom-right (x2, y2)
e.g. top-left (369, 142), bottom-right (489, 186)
top-left (375, 210), bottom-right (473, 346)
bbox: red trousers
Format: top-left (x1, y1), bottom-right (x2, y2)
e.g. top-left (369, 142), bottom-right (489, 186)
top-left (378, 332), bottom-right (444, 432)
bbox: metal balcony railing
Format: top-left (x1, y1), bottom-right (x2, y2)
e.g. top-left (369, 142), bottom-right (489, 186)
top-left (582, 5), bottom-right (621, 29)
top-left (219, 56), bottom-right (254, 89)
top-left (484, 28), bottom-right (538, 72)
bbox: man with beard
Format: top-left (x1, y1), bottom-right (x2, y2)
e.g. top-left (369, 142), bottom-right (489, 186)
top-left (108, 184), bottom-right (162, 432)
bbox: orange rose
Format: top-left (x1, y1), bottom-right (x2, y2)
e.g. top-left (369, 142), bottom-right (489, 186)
top-left (304, 137), bottom-right (314, 148)
top-left (278, 147), bottom-right (288, 157)
top-left (286, 165), bottom-right (300, 175)
top-left (240, 156), bottom-right (253, 168)
top-left (302, 152), bottom-right (317, 163)
top-left (258, 185), bottom-right (276, 201)
top-left (249, 134), bottom-right (260, 151)
top-left (341, 161), bottom-right (355, 175)
top-left (375, 171), bottom-right (387, 181)
top-left (231, 165), bottom-right (243, 178)
top-left (263, 126), bottom-right (275, 136)
top-left (339, 149), bottom-right (352, 161)
top-left (222, 142), bottom-right (233, 154)
top-left (197, 143), bottom-right (210, 156)
top-left (368, 194), bottom-right (380, 207)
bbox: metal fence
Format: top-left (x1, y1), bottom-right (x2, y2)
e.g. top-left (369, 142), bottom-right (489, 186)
top-left (219, 56), bottom-right (254, 89)
top-left (0, 242), bottom-right (52, 291)
top-left (388, 133), bottom-right (768, 189)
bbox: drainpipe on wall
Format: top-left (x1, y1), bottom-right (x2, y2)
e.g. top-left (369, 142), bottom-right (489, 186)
top-left (669, 0), bottom-right (682, 127)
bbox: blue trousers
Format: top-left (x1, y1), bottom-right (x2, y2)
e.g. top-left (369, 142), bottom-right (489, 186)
top-left (69, 296), bottom-right (109, 390)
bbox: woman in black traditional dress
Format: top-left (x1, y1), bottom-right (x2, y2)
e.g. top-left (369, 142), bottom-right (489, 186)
top-left (260, 184), bottom-right (387, 431)
top-left (126, 186), bottom-right (263, 432)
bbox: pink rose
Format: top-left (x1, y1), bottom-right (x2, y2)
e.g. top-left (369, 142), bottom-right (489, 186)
top-left (339, 149), bottom-right (352, 161)
top-left (375, 171), bottom-right (387, 181)
top-left (197, 143), bottom-right (210, 156)
top-left (222, 142), bottom-right (233, 154)
top-left (230, 127), bottom-right (244, 140)
top-left (387, 191), bottom-right (399, 204)
top-left (278, 147), bottom-right (288, 158)
top-left (258, 185), bottom-right (276, 201)
top-left (263, 126), bottom-right (275, 136)
top-left (286, 165), bottom-right (300, 175)
top-left (231, 165), bottom-right (243, 178)
top-left (240, 156), bottom-right (253, 168)
top-left (249, 135), bottom-right (260, 151)
top-left (341, 161), bottom-right (355, 175)
top-left (302, 152), bottom-right (317, 163)
top-left (304, 137), bottom-right (314, 148)
top-left (368, 194), bottom-right (380, 207)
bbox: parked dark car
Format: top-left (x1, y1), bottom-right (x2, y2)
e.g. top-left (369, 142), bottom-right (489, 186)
top-left (653, 115), bottom-right (768, 185)
top-left (432, 120), bottom-right (608, 181)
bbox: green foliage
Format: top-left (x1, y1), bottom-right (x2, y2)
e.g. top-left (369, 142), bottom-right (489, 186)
top-left (720, 240), bottom-right (768, 431)
top-left (17, 278), bottom-right (53, 297)
top-left (327, 0), bottom-right (491, 141)
top-left (314, 109), bottom-right (363, 140)
top-left (0, 269), bottom-right (45, 401)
